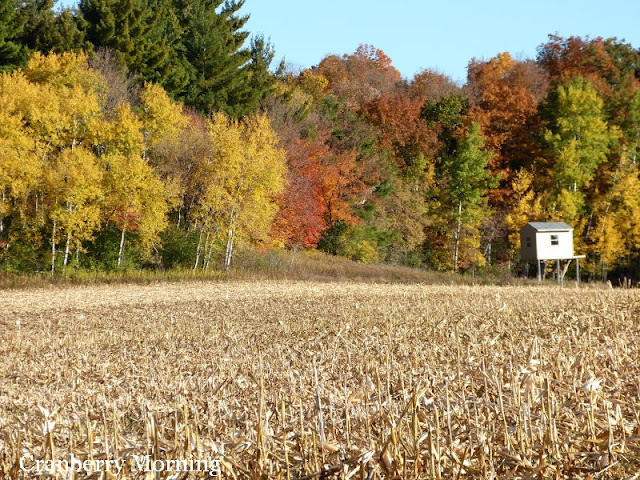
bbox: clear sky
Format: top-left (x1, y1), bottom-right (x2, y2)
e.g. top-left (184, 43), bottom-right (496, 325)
top-left (243, 0), bottom-right (640, 84)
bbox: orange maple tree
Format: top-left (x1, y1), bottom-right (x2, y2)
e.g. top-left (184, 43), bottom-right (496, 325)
top-left (363, 93), bottom-right (438, 170)
top-left (466, 53), bottom-right (547, 202)
top-left (314, 44), bottom-right (402, 108)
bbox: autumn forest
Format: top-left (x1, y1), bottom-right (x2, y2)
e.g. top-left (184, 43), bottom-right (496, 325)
top-left (1, 0), bottom-right (640, 280)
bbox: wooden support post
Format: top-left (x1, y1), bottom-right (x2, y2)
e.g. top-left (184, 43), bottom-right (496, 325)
top-left (557, 259), bottom-right (561, 284)
top-left (561, 259), bottom-right (572, 281)
top-left (576, 258), bottom-right (580, 285)
top-left (537, 259), bottom-right (541, 282)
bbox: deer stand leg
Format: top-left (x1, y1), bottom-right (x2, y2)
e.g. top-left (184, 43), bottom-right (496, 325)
top-left (537, 260), bottom-right (542, 282)
top-left (561, 259), bottom-right (572, 282)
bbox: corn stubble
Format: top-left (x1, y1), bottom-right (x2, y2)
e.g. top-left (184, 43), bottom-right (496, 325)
top-left (1, 281), bottom-right (639, 478)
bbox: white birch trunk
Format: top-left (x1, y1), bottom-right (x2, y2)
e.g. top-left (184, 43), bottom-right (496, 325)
top-left (51, 219), bottom-right (57, 274)
top-left (0, 189), bottom-right (5, 234)
top-left (224, 227), bottom-right (234, 272)
top-left (63, 232), bottom-right (71, 269)
top-left (205, 240), bottom-right (214, 271)
top-left (118, 224), bottom-right (127, 268)
top-left (63, 202), bottom-right (72, 269)
top-left (201, 230), bottom-right (210, 271)
top-left (194, 227), bottom-right (204, 271)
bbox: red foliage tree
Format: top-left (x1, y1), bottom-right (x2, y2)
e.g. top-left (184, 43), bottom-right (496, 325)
top-left (466, 53), bottom-right (548, 202)
top-left (362, 93), bottom-right (439, 171)
top-left (271, 132), bottom-right (329, 248)
top-left (317, 147), bottom-right (364, 226)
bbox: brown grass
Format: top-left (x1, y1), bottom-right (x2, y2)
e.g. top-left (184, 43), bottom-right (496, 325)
top-left (1, 281), bottom-right (639, 478)
top-left (0, 249), bottom-right (528, 290)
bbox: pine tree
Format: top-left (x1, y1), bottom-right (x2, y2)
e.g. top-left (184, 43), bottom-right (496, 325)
top-left (79, 0), bottom-right (187, 92)
top-left (18, 0), bottom-right (55, 52)
top-left (44, 9), bottom-right (87, 54)
top-left (0, 0), bottom-right (27, 70)
top-left (226, 34), bottom-right (276, 116)
top-left (178, 0), bottom-right (252, 115)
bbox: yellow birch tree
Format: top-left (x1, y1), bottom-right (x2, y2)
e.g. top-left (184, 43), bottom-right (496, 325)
top-left (192, 113), bottom-right (286, 271)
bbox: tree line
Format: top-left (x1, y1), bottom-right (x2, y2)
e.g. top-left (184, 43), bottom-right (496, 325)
top-left (1, 0), bottom-right (640, 279)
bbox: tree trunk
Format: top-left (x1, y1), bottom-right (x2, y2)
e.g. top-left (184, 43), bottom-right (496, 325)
top-left (205, 241), bottom-right (214, 271)
top-left (201, 230), bottom-right (211, 271)
top-left (51, 219), bottom-right (57, 274)
top-left (224, 227), bottom-right (234, 272)
top-left (484, 241), bottom-right (492, 266)
top-left (584, 211), bottom-right (593, 241)
top-left (452, 201), bottom-right (462, 272)
top-left (63, 202), bottom-right (72, 270)
top-left (63, 232), bottom-right (71, 270)
top-left (194, 227), bottom-right (204, 271)
top-left (0, 189), bottom-right (5, 234)
top-left (118, 224), bottom-right (127, 268)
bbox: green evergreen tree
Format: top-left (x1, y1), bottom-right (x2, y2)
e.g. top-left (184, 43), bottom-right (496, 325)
top-left (225, 34), bottom-right (276, 116)
top-left (18, 0), bottom-right (55, 52)
top-left (45, 9), bottom-right (87, 53)
top-left (19, 3), bottom-right (87, 55)
top-left (79, 0), bottom-right (187, 92)
top-left (0, 0), bottom-right (28, 70)
top-left (177, 0), bottom-right (253, 115)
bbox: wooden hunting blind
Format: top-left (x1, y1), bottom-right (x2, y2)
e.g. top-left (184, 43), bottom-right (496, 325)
top-left (520, 222), bottom-right (585, 282)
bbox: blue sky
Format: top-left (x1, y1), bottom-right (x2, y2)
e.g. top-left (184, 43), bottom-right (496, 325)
top-left (243, 0), bottom-right (640, 84)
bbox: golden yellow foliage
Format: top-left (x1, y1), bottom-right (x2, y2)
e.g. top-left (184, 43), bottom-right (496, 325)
top-left (192, 113), bottom-right (286, 270)
top-left (48, 147), bottom-right (103, 259)
top-left (504, 169), bottom-right (543, 257)
top-left (139, 82), bottom-right (188, 148)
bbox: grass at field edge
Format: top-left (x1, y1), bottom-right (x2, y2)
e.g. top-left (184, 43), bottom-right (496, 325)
top-left (0, 249), bottom-right (593, 290)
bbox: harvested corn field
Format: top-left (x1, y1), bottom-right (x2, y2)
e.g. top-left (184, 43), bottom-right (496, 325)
top-left (1, 281), bottom-right (640, 479)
